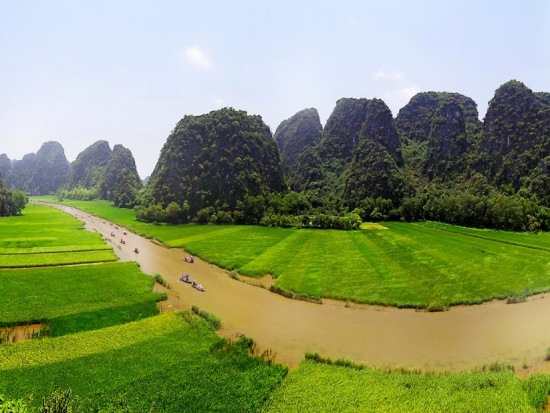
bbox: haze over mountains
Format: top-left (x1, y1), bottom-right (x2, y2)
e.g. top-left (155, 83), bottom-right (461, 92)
top-left (1, 80), bottom-right (549, 230)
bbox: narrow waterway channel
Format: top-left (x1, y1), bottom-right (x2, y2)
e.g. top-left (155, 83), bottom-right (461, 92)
top-left (51, 203), bottom-right (550, 374)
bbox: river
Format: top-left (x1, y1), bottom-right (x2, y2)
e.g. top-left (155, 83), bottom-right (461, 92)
top-left (52, 203), bottom-right (550, 374)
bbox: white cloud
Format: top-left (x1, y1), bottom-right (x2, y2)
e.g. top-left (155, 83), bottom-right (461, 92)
top-left (383, 84), bottom-right (421, 114)
top-left (213, 98), bottom-right (225, 107)
top-left (396, 84), bottom-right (421, 103)
top-left (373, 69), bottom-right (404, 81)
top-left (185, 45), bottom-right (213, 69)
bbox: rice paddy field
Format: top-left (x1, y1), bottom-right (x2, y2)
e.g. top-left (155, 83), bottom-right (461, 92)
top-left (0, 203), bottom-right (162, 335)
top-left (0, 313), bottom-right (287, 412)
top-left (261, 358), bottom-right (550, 413)
top-left (39, 198), bottom-right (550, 308)
top-left (13, 198), bottom-right (550, 412)
top-left (0, 201), bottom-right (289, 411)
top-left (0, 262), bottom-right (164, 336)
top-left (0, 203), bottom-right (116, 267)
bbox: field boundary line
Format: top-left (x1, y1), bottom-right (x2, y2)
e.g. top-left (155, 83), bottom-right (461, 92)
top-left (425, 224), bottom-right (550, 252)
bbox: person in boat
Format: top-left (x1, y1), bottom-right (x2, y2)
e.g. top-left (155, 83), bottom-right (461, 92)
top-left (120, 238), bottom-right (125, 244)
top-left (134, 247), bottom-right (139, 253)
top-left (180, 274), bottom-right (190, 282)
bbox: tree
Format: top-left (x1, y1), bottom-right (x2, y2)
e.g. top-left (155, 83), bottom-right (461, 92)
top-left (12, 190), bottom-right (28, 215)
top-left (164, 202), bottom-right (182, 223)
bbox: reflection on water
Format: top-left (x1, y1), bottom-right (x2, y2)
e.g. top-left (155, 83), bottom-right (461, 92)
top-left (0, 324), bottom-right (44, 344)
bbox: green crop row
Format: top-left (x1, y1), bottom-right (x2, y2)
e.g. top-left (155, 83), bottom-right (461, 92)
top-left (262, 359), bottom-right (550, 413)
top-left (9, 198), bottom-right (550, 412)
top-left (0, 312), bottom-right (287, 412)
top-left (0, 203), bottom-right (117, 267)
top-left (0, 244), bottom-right (111, 255)
top-left (38, 198), bottom-right (550, 308)
top-left (0, 250), bottom-right (117, 267)
top-left (0, 262), bottom-right (163, 335)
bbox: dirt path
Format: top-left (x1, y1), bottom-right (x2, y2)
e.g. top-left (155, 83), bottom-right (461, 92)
top-left (51, 203), bottom-right (550, 373)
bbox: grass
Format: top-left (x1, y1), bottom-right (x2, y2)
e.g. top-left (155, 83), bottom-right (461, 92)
top-left (12, 198), bottom-right (550, 412)
top-left (0, 203), bottom-right (116, 267)
top-left (0, 203), bottom-right (162, 334)
top-left (0, 200), bottom-right (289, 412)
top-left (0, 262), bottom-right (164, 335)
top-left (261, 358), bottom-right (550, 413)
top-left (0, 312), bottom-right (287, 412)
top-left (36, 198), bottom-right (550, 308)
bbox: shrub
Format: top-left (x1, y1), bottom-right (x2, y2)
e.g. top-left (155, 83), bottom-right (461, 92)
top-left (427, 301), bottom-right (447, 312)
top-left (191, 305), bottom-right (221, 329)
top-left (195, 207), bottom-right (214, 224)
top-left (506, 294), bottom-right (526, 304)
top-left (39, 389), bottom-right (77, 413)
top-left (154, 274), bottom-right (170, 289)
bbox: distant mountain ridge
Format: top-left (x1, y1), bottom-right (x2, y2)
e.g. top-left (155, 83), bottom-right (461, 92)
top-left (3, 140), bottom-right (141, 206)
top-left (3, 79), bottom-right (550, 230)
top-left (1, 141), bottom-right (69, 195)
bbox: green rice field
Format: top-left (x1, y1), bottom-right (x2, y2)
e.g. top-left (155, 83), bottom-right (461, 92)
top-left (3, 198), bottom-right (550, 411)
top-left (0, 313), bottom-right (287, 412)
top-left (0, 199), bottom-right (288, 411)
top-left (39, 198), bottom-right (550, 308)
top-left (0, 203), bottom-right (116, 267)
top-left (261, 358), bottom-right (550, 413)
top-left (0, 262), bottom-right (164, 335)
top-left (0, 203), bottom-right (163, 334)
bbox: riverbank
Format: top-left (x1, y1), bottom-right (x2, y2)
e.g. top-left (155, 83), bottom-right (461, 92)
top-left (46, 202), bottom-right (550, 374)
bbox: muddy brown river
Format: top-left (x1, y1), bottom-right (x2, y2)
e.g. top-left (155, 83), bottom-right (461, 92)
top-left (52, 204), bottom-right (550, 373)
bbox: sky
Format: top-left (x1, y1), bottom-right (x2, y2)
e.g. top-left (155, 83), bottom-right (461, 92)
top-left (1, 1), bottom-right (549, 179)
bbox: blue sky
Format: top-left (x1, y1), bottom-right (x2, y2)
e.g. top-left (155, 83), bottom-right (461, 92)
top-left (1, 0), bottom-right (549, 178)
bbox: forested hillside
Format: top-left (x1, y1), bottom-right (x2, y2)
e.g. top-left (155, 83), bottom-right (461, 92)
top-left (480, 80), bottom-right (550, 192)
top-left (144, 108), bottom-right (285, 223)
top-left (61, 141), bottom-right (142, 206)
top-left (1, 141), bottom-right (68, 195)
top-left (4, 79), bottom-right (550, 230)
top-left (274, 108), bottom-right (322, 191)
top-left (98, 144), bottom-right (143, 207)
top-left (275, 80), bottom-right (550, 230)
top-left (66, 140), bottom-right (112, 190)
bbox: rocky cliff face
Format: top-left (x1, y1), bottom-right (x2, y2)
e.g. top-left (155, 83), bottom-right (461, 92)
top-left (396, 92), bottom-right (481, 144)
top-left (4, 141), bottom-right (69, 195)
top-left (342, 99), bottom-right (404, 205)
top-left (286, 98), bottom-right (373, 203)
top-left (318, 98), bottom-right (370, 166)
top-left (396, 91), bottom-right (482, 180)
top-left (481, 80), bottom-right (550, 187)
top-left (66, 140), bottom-right (112, 189)
top-left (425, 102), bottom-right (469, 177)
top-left (274, 108), bottom-right (322, 190)
top-left (283, 98), bottom-right (405, 207)
top-left (148, 107), bottom-right (285, 214)
top-left (32, 141), bottom-right (69, 195)
top-left (98, 144), bottom-right (142, 205)
top-left (0, 154), bottom-right (11, 186)
top-left (10, 153), bottom-right (36, 193)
